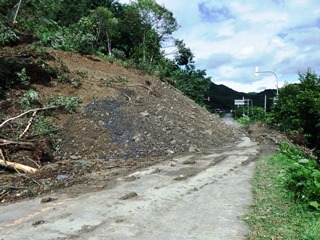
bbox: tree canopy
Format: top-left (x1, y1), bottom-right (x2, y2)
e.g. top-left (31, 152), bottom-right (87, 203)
top-left (271, 68), bottom-right (320, 156)
top-left (0, 0), bottom-right (211, 106)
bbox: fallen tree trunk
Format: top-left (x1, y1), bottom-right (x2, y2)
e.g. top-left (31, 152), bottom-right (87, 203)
top-left (0, 159), bottom-right (37, 173)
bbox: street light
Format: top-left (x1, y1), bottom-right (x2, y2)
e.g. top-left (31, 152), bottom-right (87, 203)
top-left (255, 66), bottom-right (279, 96)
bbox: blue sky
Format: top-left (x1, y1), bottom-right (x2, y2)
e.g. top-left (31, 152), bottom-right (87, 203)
top-left (119, 0), bottom-right (320, 93)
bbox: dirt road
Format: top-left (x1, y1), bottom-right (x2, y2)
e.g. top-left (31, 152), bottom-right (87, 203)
top-left (0, 118), bottom-right (259, 240)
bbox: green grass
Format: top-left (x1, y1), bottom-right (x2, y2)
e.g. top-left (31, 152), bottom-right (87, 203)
top-left (244, 154), bottom-right (320, 239)
top-left (236, 116), bottom-right (251, 125)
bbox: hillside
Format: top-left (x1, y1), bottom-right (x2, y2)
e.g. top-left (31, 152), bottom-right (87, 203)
top-left (206, 82), bottom-right (277, 111)
top-left (0, 45), bottom-right (237, 203)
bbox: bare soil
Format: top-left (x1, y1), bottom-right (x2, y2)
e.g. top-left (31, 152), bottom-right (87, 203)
top-left (1, 45), bottom-right (241, 204)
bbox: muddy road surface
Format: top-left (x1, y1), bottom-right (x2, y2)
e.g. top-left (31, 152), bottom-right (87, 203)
top-left (0, 124), bottom-right (260, 240)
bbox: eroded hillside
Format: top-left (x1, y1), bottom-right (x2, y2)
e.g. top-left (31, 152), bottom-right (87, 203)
top-left (0, 46), bottom-right (237, 203)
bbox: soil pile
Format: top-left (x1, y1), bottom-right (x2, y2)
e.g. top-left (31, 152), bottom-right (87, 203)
top-left (245, 122), bottom-right (287, 154)
top-left (0, 47), bottom-right (237, 203)
top-left (43, 50), bottom-right (238, 160)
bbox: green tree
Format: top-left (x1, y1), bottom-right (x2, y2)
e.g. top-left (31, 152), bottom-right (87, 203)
top-left (94, 7), bottom-right (119, 55)
top-left (272, 83), bottom-right (301, 132)
top-left (0, 0), bottom-right (15, 21)
top-left (296, 69), bottom-right (320, 150)
top-left (174, 39), bottom-right (194, 66)
top-left (131, 0), bottom-right (178, 62)
top-left (116, 5), bottom-right (144, 58)
top-left (272, 68), bottom-right (320, 156)
top-left (47, 0), bottom-right (89, 26)
top-left (173, 65), bottom-right (211, 105)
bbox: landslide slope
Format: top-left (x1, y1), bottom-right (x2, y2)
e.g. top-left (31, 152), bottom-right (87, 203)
top-left (44, 50), bottom-right (238, 160)
top-left (0, 47), bottom-right (237, 202)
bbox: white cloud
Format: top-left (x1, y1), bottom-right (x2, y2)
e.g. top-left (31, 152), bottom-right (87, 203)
top-left (118, 0), bottom-right (320, 92)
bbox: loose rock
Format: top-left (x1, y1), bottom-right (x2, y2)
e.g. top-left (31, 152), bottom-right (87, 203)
top-left (119, 192), bottom-right (138, 200)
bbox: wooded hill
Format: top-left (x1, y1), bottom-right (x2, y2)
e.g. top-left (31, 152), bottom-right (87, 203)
top-left (206, 82), bottom-right (276, 111)
top-left (0, 0), bottom-right (211, 106)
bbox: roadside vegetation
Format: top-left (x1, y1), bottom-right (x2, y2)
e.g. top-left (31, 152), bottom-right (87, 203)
top-left (233, 106), bottom-right (269, 126)
top-left (245, 143), bottom-right (320, 239)
top-left (234, 70), bottom-right (320, 239)
top-left (233, 68), bottom-right (320, 159)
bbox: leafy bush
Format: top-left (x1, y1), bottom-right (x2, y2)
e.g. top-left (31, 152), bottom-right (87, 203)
top-left (0, 23), bottom-right (20, 46)
top-left (20, 90), bottom-right (39, 110)
top-left (36, 18), bottom-right (96, 54)
top-left (32, 21), bottom-right (59, 47)
top-left (133, 61), bottom-right (157, 74)
top-left (34, 19), bottom-right (61, 46)
top-left (45, 27), bottom-right (76, 52)
top-left (47, 96), bottom-right (81, 113)
top-left (31, 115), bottom-right (57, 137)
top-left (249, 106), bottom-right (270, 123)
top-left (287, 159), bottom-right (320, 210)
top-left (233, 106), bottom-right (271, 125)
top-left (73, 32), bottom-right (96, 53)
top-left (245, 153), bottom-right (320, 239)
top-left (36, 20), bottom-right (96, 53)
top-left (17, 68), bottom-right (30, 87)
top-left (111, 48), bottom-right (126, 60)
top-left (236, 116), bottom-right (251, 125)
top-left (279, 142), bottom-right (320, 210)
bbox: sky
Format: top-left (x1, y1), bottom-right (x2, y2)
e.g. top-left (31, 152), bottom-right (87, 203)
top-left (118, 0), bottom-right (320, 93)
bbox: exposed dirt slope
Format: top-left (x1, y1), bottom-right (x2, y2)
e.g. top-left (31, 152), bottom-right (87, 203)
top-left (49, 50), bottom-right (237, 160)
top-left (0, 47), bottom-right (237, 203)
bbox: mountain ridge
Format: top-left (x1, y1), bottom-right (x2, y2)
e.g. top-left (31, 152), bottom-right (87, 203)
top-left (206, 82), bottom-right (277, 111)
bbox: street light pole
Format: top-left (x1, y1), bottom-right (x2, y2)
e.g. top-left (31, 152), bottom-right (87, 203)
top-left (246, 98), bottom-right (253, 117)
top-left (255, 67), bottom-right (279, 96)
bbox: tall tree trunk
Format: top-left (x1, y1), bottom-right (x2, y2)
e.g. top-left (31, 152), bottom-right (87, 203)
top-left (142, 32), bottom-right (146, 62)
top-left (95, 25), bottom-right (102, 49)
top-left (106, 32), bottom-right (112, 56)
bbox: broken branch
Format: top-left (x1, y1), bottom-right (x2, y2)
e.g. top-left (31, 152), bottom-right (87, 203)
top-left (123, 93), bottom-right (132, 101)
top-left (0, 148), bottom-right (6, 164)
top-left (0, 139), bottom-right (35, 148)
top-left (19, 110), bottom-right (38, 139)
top-left (26, 157), bottom-right (41, 168)
top-left (0, 106), bottom-right (57, 128)
top-left (0, 159), bottom-right (37, 173)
